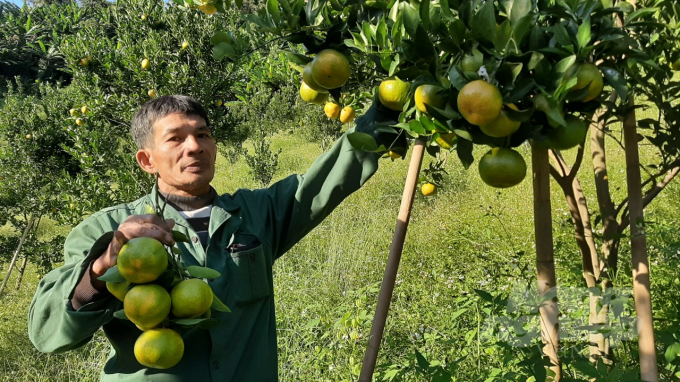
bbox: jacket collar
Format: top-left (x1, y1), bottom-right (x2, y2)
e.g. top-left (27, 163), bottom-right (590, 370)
top-left (146, 184), bottom-right (241, 237)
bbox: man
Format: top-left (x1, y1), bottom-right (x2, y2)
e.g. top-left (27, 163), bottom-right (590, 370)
top-left (28, 95), bottom-right (403, 381)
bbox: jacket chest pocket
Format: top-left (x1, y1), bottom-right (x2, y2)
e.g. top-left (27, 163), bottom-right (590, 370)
top-left (227, 245), bottom-right (271, 307)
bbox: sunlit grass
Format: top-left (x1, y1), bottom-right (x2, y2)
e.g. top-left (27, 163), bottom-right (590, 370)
top-left (1, 112), bottom-right (679, 380)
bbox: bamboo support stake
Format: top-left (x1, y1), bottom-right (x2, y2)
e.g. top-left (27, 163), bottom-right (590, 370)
top-left (622, 99), bottom-right (658, 381)
top-left (359, 139), bottom-right (426, 382)
top-left (532, 144), bottom-right (561, 380)
top-left (0, 214), bottom-right (36, 298)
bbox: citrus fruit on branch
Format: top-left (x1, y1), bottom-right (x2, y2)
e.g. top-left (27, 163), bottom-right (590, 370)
top-left (124, 284), bottom-right (172, 331)
top-left (170, 279), bottom-right (214, 319)
top-left (549, 115), bottom-right (588, 151)
top-left (480, 104), bottom-right (521, 138)
top-left (457, 80), bottom-right (503, 126)
top-left (117, 237), bottom-right (168, 284)
top-left (565, 63), bottom-right (604, 102)
top-left (107, 280), bottom-right (131, 301)
top-left (310, 49), bottom-right (350, 90)
top-left (340, 106), bottom-right (355, 124)
top-left (303, 62), bottom-right (329, 93)
top-left (435, 133), bottom-right (456, 150)
top-left (478, 147), bottom-right (527, 188)
top-left (379, 77), bottom-right (411, 111)
top-left (415, 84), bottom-right (447, 114)
top-left (299, 81), bottom-right (329, 105)
top-left (324, 102), bottom-right (341, 119)
top-left (134, 328), bottom-right (185, 369)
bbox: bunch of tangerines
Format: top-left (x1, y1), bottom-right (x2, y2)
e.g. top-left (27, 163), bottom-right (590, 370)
top-left (298, 49), bottom-right (356, 124)
top-left (101, 206), bottom-right (227, 369)
top-left (297, 47), bottom-right (603, 197)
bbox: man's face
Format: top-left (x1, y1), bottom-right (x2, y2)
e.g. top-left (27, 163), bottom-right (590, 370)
top-left (137, 112), bottom-right (217, 196)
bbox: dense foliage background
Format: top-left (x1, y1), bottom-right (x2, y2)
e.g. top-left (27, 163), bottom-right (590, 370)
top-left (2, 0), bottom-right (680, 381)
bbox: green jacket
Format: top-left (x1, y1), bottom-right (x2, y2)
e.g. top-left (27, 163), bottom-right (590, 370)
top-left (28, 103), bottom-right (399, 381)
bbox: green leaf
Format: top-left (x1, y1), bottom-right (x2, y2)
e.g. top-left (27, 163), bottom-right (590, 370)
top-left (555, 55), bottom-right (576, 76)
top-left (529, 26), bottom-right (547, 51)
top-left (455, 136), bottom-right (474, 169)
top-left (474, 289), bottom-right (494, 302)
top-left (210, 31), bottom-right (233, 46)
top-left (450, 308), bottom-right (467, 321)
top-left (624, 7), bottom-right (657, 25)
top-left (211, 293), bottom-right (231, 312)
top-left (551, 24), bottom-right (572, 47)
top-left (361, 22), bottom-right (373, 47)
top-left (447, 66), bottom-right (467, 91)
top-left (504, 106), bottom-right (533, 123)
top-left (440, 0), bottom-right (454, 21)
top-left (266, 0), bottom-right (281, 25)
top-left (601, 66), bottom-right (627, 102)
top-left (213, 42), bottom-right (237, 61)
top-left (545, 107), bottom-right (566, 128)
top-left (172, 247), bottom-right (182, 255)
top-left (186, 265), bottom-right (221, 279)
top-left (415, 348), bottom-right (430, 370)
top-left (472, 0), bottom-right (496, 47)
top-left (419, 0), bottom-right (432, 33)
top-left (113, 309), bottom-right (129, 320)
top-left (284, 52), bottom-right (312, 65)
top-left (376, 17), bottom-right (388, 48)
top-left (509, 0), bottom-right (532, 26)
top-left (419, 116), bottom-right (437, 133)
top-left (97, 265), bottom-right (126, 283)
top-left (172, 231), bottom-right (191, 243)
top-left (447, 19), bottom-right (466, 49)
top-left (174, 317), bottom-right (212, 326)
top-left (402, 4), bottom-right (420, 37)
top-left (512, 14), bottom-right (534, 44)
top-left (347, 132), bottom-right (379, 151)
top-left (495, 20), bottom-right (512, 52)
top-left (392, 12), bottom-right (403, 48)
top-left (408, 120), bottom-right (427, 135)
top-left (665, 342), bottom-right (680, 364)
top-left (577, 17), bottom-right (591, 49)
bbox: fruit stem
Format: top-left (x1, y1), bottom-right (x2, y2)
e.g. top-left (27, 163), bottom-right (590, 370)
top-left (153, 174), bottom-right (185, 280)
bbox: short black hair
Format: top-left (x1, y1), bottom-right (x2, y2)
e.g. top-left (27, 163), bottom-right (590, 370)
top-left (130, 95), bottom-right (210, 149)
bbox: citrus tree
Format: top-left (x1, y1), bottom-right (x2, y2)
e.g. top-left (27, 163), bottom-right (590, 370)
top-left (0, 0), bottom-right (289, 283)
top-left (195, 0), bottom-right (676, 379)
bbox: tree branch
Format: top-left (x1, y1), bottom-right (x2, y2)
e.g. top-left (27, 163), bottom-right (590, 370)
top-left (619, 165), bottom-right (680, 231)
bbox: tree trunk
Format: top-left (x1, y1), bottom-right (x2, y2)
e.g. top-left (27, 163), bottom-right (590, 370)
top-left (622, 99), bottom-right (658, 381)
top-left (532, 144), bottom-right (561, 380)
top-left (0, 214), bottom-right (36, 298)
top-left (15, 253), bottom-right (29, 290)
top-left (15, 215), bottom-right (41, 290)
top-left (549, 149), bottom-right (611, 364)
top-left (590, 100), bottom-right (620, 279)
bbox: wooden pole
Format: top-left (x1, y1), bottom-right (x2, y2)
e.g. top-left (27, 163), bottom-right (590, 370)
top-left (622, 99), bottom-right (658, 381)
top-left (359, 139), bottom-right (426, 382)
top-left (0, 214), bottom-right (36, 298)
top-left (532, 144), bottom-right (561, 380)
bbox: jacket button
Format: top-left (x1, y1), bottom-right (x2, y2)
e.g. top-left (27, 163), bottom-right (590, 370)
top-left (249, 253), bottom-right (256, 261)
top-left (192, 236), bottom-right (199, 243)
top-left (213, 361), bottom-right (220, 369)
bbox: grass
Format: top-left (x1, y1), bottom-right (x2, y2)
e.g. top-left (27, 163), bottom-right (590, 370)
top-left (1, 114), bottom-right (680, 381)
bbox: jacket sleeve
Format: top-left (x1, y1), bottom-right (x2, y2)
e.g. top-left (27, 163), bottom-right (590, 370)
top-left (28, 214), bottom-right (121, 353)
top-left (253, 100), bottom-right (402, 259)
